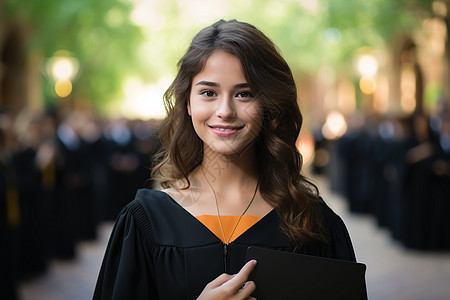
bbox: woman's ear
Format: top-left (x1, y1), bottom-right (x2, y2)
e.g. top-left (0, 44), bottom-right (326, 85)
top-left (187, 99), bottom-right (192, 116)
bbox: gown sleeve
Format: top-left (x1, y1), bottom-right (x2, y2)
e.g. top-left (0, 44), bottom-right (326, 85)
top-left (326, 209), bottom-right (357, 261)
top-left (93, 200), bottom-right (157, 299)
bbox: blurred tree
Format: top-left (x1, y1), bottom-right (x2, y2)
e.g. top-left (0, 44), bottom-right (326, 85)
top-left (323, 0), bottom-right (448, 82)
top-left (229, 0), bottom-right (442, 74)
top-left (3, 0), bottom-right (146, 111)
top-left (2, 0), bottom-right (448, 113)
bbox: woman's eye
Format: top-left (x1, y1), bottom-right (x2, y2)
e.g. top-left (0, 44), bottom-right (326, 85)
top-left (201, 90), bottom-right (216, 98)
top-left (236, 91), bottom-right (254, 99)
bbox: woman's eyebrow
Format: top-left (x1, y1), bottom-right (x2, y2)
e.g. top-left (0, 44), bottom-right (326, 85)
top-left (194, 81), bottom-right (249, 88)
top-left (195, 80), bottom-right (219, 87)
top-left (234, 83), bottom-right (249, 88)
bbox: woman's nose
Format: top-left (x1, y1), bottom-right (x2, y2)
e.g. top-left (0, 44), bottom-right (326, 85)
top-left (216, 97), bottom-right (236, 120)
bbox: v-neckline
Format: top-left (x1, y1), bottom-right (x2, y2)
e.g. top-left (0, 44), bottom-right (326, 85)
top-left (158, 190), bottom-right (276, 244)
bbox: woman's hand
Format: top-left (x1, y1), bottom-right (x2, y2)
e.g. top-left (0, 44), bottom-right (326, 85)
top-left (197, 260), bottom-right (257, 300)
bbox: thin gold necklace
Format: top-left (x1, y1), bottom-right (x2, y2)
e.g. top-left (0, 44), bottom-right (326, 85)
top-left (201, 167), bottom-right (259, 244)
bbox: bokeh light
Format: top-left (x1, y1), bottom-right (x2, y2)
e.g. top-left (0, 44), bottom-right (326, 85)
top-left (359, 76), bottom-right (377, 94)
top-left (400, 68), bottom-right (416, 113)
top-left (321, 110), bottom-right (347, 140)
top-left (47, 53), bottom-right (79, 81)
top-left (51, 58), bottom-right (75, 81)
top-left (296, 129), bottom-right (315, 165)
top-left (55, 80), bottom-right (73, 98)
top-left (357, 54), bottom-right (378, 77)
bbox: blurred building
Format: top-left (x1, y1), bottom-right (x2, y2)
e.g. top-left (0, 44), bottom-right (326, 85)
top-left (1, 9), bottom-right (43, 114)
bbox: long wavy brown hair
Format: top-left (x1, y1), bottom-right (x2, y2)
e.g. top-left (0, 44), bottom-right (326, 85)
top-left (152, 19), bottom-right (326, 249)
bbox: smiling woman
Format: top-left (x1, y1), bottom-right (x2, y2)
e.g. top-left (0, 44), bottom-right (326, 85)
top-left (188, 50), bottom-right (263, 156)
top-left (94, 19), bottom-right (367, 300)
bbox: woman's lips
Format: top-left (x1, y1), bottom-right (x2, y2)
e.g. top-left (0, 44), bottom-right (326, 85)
top-left (209, 125), bottom-right (243, 137)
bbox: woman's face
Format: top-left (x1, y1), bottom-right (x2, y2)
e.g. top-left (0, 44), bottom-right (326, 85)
top-left (188, 49), bottom-right (263, 156)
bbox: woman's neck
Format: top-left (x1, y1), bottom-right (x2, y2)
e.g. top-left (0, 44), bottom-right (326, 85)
top-left (198, 144), bottom-right (259, 191)
top-left (171, 144), bottom-right (272, 217)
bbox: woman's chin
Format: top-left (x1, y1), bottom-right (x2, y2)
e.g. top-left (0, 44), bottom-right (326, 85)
top-left (204, 142), bottom-right (255, 159)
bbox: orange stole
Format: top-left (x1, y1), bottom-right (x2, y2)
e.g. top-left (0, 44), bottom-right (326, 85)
top-left (196, 215), bottom-right (262, 243)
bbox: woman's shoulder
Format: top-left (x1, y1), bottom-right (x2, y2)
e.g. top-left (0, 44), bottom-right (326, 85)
top-left (114, 189), bottom-right (175, 223)
top-left (318, 198), bottom-right (346, 227)
top-left (125, 188), bottom-right (199, 222)
top-left (125, 188), bottom-right (179, 215)
top-left (116, 189), bottom-right (186, 237)
top-left (134, 188), bottom-right (172, 203)
top-left (317, 197), bottom-right (352, 238)
top-left (316, 197), bottom-right (357, 261)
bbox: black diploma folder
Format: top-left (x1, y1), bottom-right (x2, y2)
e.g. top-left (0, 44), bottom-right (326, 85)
top-left (245, 246), bottom-right (366, 300)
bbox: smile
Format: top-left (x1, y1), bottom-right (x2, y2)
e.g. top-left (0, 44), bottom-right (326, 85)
top-left (209, 125), bottom-right (243, 137)
top-left (213, 127), bottom-right (236, 131)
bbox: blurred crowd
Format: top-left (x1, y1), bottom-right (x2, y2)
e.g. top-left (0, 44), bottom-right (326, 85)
top-left (315, 99), bottom-right (450, 251)
top-left (0, 108), bottom-right (160, 299)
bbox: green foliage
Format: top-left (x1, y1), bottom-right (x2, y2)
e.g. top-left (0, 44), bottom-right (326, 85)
top-left (2, 0), bottom-right (441, 112)
top-left (4, 0), bottom-right (146, 110)
top-left (225, 0), bottom-right (436, 75)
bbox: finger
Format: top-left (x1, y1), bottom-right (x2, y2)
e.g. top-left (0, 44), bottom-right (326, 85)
top-left (238, 281), bottom-right (256, 298)
top-left (206, 273), bottom-right (234, 289)
top-left (235, 260), bottom-right (257, 281)
top-left (224, 260), bottom-right (257, 289)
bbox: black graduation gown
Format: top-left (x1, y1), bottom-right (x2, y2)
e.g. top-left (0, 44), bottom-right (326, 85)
top-left (94, 189), bottom-right (363, 299)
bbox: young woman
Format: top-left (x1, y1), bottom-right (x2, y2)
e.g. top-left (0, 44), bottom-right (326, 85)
top-left (94, 19), bottom-right (365, 299)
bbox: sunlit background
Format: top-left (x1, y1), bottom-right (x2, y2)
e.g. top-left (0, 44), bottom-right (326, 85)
top-left (3, 0), bottom-right (448, 121)
top-left (1, 0), bottom-right (450, 299)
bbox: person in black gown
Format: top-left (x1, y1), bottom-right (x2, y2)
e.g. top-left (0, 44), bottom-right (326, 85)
top-left (94, 19), bottom-right (367, 300)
